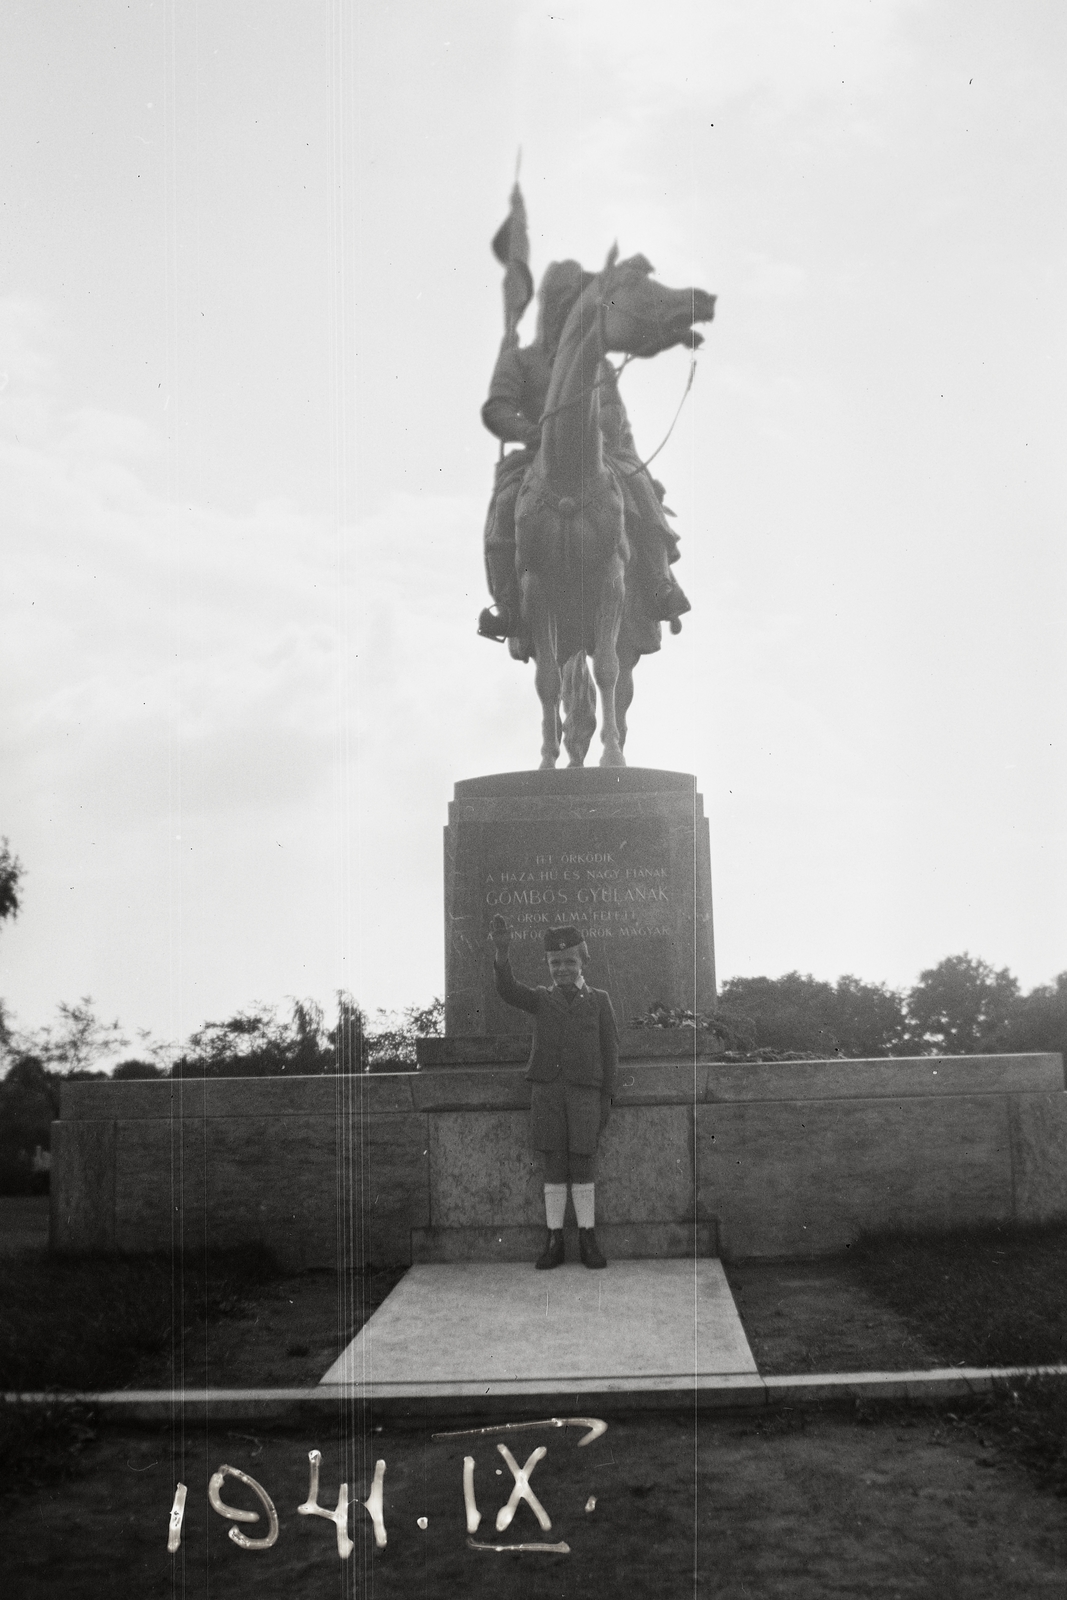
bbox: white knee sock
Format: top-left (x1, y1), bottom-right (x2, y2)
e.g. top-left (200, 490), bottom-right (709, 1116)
top-left (571, 1182), bottom-right (595, 1229)
top-left (544, 1183), bottom-right (567, 1230)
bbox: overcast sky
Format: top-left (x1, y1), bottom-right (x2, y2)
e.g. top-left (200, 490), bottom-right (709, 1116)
top-left (1, 0), bottom-right (1064, 1055)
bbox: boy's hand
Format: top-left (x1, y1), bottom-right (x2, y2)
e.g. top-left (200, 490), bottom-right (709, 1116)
top-left (489, 914), bottom-right (512, 960)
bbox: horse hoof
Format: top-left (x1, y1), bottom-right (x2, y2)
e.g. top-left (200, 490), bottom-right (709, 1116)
top-left (539, 756), bottom-right (559, 771)
top-left (599, 750), bottom-right (626, 769)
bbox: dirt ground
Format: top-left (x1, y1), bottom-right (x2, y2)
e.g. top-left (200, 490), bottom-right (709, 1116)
top-left (1, 1409), bottom-right (1065, 1598)
top-left (139, 1256), bottom-right (942, 1390)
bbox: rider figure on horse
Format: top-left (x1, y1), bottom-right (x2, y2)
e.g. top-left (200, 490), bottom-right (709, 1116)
top-left (477, 258), bottom-right (691, 661)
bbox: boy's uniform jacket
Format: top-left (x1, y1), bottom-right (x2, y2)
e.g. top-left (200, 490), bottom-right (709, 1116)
top-left (494, 956), bottom-right (618, 1153)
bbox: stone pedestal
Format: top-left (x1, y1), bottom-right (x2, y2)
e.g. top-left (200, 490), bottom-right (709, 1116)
top-left (444, 768), bottom-right (715, 1036)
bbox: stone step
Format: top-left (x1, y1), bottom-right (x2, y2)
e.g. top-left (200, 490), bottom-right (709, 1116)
top-left (411, 1219), bottom-right (716, 1264)
top-left (320, 1259), bottom-right (755, 1400)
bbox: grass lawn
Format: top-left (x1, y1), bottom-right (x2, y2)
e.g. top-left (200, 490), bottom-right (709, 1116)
top-left (0, 1246), bottom-right (282, 1393)
top-left (0, 1247), bottom-right (405, 1396)
top-left (852, 1220), bottom-right (1067, 1368)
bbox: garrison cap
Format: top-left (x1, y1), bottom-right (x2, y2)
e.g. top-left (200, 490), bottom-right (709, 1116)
top-left (544, 926), bottom-right (586, 953)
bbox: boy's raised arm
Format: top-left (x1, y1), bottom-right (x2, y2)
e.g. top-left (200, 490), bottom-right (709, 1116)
top-left (489, 914), bottom-right (540, 1014)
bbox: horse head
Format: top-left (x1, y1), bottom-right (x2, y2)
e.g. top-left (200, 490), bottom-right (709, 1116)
top-left (596, 252), bottom-right (716, 359)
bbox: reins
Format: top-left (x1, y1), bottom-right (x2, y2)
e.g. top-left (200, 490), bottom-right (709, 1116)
top-left (617, 352), bottom-right (697, 480)
top-left (535, 354), bottom-right (636, 427)
top-left (534, 285), bottom-right (699, 485)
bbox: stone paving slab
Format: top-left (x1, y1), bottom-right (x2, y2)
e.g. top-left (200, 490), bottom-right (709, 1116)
top-left (320, 1259), bottom-right (756, 1392)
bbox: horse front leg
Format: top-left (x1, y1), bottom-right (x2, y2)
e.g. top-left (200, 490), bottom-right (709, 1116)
top-left (591, 558), bottom-right (627, 768)
top-left (523, 572), bottom-right (562, 769)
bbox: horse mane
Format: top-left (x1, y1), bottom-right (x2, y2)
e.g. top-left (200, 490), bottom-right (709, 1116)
top-left (542, 253), bottom-right (657, 419)
top-left (541, 274), bottom-right (606, 420)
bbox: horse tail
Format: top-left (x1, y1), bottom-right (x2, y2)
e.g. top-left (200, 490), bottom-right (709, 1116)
top-left (554, 499), bottom-right (588, 659)
top-left (561, 652), bottom-right (596, 766)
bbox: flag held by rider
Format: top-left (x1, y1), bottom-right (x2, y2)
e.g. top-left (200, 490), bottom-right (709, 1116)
top-left (492, 181), bottom-right (533, 344)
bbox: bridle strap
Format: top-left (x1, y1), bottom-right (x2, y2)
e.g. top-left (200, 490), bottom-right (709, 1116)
top-left (531, 270), bottom-right (700, 493)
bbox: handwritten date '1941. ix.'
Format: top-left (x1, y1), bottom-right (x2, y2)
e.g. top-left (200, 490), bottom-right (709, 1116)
top-left (168, 1417), bottom-right (607, 1560)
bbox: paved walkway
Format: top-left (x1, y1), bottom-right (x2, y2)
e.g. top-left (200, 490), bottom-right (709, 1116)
top-left (320, 1259), bottom-right (757, 1401)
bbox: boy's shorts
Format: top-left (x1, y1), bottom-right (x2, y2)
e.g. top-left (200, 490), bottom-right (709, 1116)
top-left (529, 1078), bottom-right (602, 1156)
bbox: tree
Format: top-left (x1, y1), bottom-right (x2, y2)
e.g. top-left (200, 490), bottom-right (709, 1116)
top-left (291, 999), bottom-right (331, 1075)
top-left (717, 973), bottom-right (840, 1055)
top-left (1, 990), bottom-right (123, 1190)
top-left (904, 954), bottom-right (1019, 1054)
top-left (1003, 972), bottom-right (1067, 1060)
top-left (0, 837), bottom-right (23, 926)
top-left (0, 1055), bottom-right (59, 1195)
top-left (328, 993), bottom-right (366, 1073)
top-left (20, 997), bottom-right (128, 1076)
top-left (0, 841), bottom-right (25, 1073)
top-left (830, 975), bottom-right (908, 1057)
top-left (174, 998), bottom-right (340, 1078)
top-left (171, 992), bottom-right (446, 1076)
top-left (363, 997), bottom-right (445, 1069)
top-left (716, 971), bottom-right (906, 1057)
top-left (111, 1059), bottom-right (168, 1080)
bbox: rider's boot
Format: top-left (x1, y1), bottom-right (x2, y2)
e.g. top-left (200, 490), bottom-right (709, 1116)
top-left (478, 541), bottom-right (522, 642)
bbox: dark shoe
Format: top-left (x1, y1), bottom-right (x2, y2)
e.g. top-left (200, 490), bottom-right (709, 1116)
top-left (578, 1228), bottom-right (607, 1269)
top-left (477, 604), bottom-right (511, 642)
top-left (535, 1229), bottom-right (565, 1270)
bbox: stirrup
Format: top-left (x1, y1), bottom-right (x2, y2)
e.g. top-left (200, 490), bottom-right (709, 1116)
top-left (477, 605), bottom-right (511, 642)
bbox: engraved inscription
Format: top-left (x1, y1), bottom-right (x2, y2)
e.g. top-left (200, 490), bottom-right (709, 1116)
top-left (479, 823), bottom-right (671, 945)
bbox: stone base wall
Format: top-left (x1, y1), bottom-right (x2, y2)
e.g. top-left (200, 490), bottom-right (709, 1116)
top-left (51, 1053), bottom-right (1067, 1268)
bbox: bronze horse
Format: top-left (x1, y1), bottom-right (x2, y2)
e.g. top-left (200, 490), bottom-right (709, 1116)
top-left (513, 249), bottom-right (716, 768)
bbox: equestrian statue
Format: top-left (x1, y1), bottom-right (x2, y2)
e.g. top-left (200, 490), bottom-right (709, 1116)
top-left (478, 184), bottom-right (716, 769)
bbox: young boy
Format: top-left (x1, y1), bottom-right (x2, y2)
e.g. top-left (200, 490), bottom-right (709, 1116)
top-left (489, 914), bottom-right (618, 1269)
